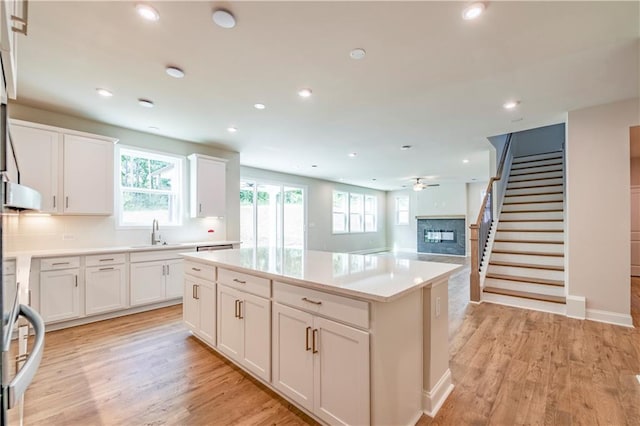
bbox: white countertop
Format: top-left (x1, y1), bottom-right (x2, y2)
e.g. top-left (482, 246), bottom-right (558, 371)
top-left (182, 248), bottom-right (462, 302)
top-left (4, 240), bottom-right (240, 259)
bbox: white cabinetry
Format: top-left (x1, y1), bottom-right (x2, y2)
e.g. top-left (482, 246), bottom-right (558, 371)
top-left (85, 254), bottom-right (127, 315)
top-left (183, 272), bottom-right (216, 346)
top-left (188, 154), bottom-right (227, 218)
top-left (130, 250), bottom-right (186, 306)
top-left (8, 120), bottom-right (117, 215)
top-left (40, 257), bottom-right (81, 323)
top-left (0, 0), bottom-right (25, 99)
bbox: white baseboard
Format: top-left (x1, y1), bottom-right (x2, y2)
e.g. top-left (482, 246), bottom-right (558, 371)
top-left (422, 369), bottom-right (454, 418)
top-left (566, 295), bottom-right (586, 319)
top-left (405, 410), bottom-right (424, 426)
top-left (586, 308), bottom-right (634, 328)
top-left (349, 247), bottom-right (391, 255)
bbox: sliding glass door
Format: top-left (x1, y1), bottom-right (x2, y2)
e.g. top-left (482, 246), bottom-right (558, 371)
top-left (240, 180), bottom-right (306, 250)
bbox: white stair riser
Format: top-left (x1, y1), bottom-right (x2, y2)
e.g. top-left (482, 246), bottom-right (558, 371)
top-left (488, 265), bottom-right (564, 281)
top-left (511, 164), bottom-right (563, 175)
top-left (509, 171), bottom-right (563, 182)
top-left (502, 202), bottom-right (564, 212)
top-left (481, 292), bottom-right (567, 315)
top-left (503, 193), bottom-right (564, 203)
top-left (493, 241), bottom-right (564, 253)
top-left (498, 221), bottom-right (564, 231)
top-left (511, 158), bottom-right (563, 169)
top-left (490, 252), bottom-right (564, 267)
top-left (512, 152), bottom-right (563, 163)
top-left (500, 211), bottom-right (563, 221)
top-left (507, 178), bottom-right (564, 189)
top-left (495, 231), bottom-right (563, 242)
top-left (506, 186), bottom-right (563, 196)
top-left (484, 278), bottom-right (565, 297)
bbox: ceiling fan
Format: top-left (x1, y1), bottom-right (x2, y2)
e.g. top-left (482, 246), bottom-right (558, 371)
top-left (413, 178), bottom-right (440, 192)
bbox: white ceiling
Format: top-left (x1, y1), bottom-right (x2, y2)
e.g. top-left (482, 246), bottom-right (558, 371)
top-left (15, 1), bottom-right (639, 190)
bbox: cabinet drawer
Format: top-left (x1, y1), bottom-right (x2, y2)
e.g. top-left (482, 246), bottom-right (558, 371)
top-left (185, 261), bottom-right (215, 281)
top-left (85, 253), bottom-right (126, 267)
top-left (273, 281), bottom-right (369, 329)
top-left (41, 256), bottom-right (80, 271)
top-left (3, 260), bottom-right (16, 275)
top-left (217, 268), bottom-right (270, 299)
top-left (130, 249), bottom-right (192, 263)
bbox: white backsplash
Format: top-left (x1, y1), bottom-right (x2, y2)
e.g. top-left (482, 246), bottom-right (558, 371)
top-left (3, 214), bottom-right (227, 252)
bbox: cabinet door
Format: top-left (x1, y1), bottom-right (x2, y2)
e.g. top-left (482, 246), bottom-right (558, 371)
top-left (183, 276), bottom-right (199, 332)
top-left (40, 269), bottom-right (81, 323)
top-left (130, 261), bottom-right (165, 306)
top-left (63, 134), bottom-right (113, 215)
top-left (241, 292), bottom-right (271, 381)
top-left (197, 281), bottom-right (216, 345)
top-left (8, 125), bottom-right (59, 213)
top-left (216, 284), bottom-right (243, 362)
top-left (194, 158), bottom-right (226, 218)
top-left (313, 317), bottom-right (370, 426)
top-left (85, 265), bottom-right (127, 315)
top-left (272, 303), bottom-right (314, 412)
top-left (164, 259), bottom-right (183, 299)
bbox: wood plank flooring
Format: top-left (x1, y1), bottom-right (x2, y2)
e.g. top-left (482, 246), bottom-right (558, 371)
top-left (13, 262), bottom-right (640, 425)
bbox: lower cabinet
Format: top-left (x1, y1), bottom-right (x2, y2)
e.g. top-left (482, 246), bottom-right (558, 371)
top-left (217, 284), bottom-right (271, 382)
top-left (183, 275), bottom-right (216, 346)
top-left (40, 268), bottom-right (81, 323)
top-left (85, 264), bottom-right (127, 315)
top-left (130, 258), bottom-right (183, 306)
top-left (272, 302), bottom-right (370, 426)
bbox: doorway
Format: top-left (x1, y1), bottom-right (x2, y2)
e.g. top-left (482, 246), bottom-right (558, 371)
top-left (240, 179), bottom-right (306, 250)
top-left (630, 126), bottom-right (640, 276)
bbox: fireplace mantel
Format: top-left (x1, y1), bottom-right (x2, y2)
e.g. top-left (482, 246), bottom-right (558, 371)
top-left (415, 215), bottom-right (466, 219)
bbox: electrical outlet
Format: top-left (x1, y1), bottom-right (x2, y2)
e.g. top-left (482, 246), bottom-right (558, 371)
top-left (435, 297), bottom-right (441, 317)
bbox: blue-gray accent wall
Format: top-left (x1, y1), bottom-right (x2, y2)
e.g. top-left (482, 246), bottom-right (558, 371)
top-left (417, 218), bottom-right (465, 255)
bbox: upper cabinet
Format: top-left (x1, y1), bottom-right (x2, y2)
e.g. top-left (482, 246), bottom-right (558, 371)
top-left (9, 120), bottom-right (117, 215)
top-left (0, 0), bottom-right (28, 99)
top-left (188, 154), bottom-right (227, 218)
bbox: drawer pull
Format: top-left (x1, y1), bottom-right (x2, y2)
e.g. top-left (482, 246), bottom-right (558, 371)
top-left (192, 284), bottom-right (197, 300)
top-left (312, 328), bottom-right (319, 354)
top-left (234, 299), bottom-right (240, 318)
top-left (233, 278), bottom-right (246, 284)
top-left (302, 297), bottom-right (322, 306)
top-left (99, 258), bottom-right (115, 262)
top-left (99, 267), bottom-right (114, 271)
top-left (305, 326), bottom-right (312, 351)
top-left (52, 262), bottom-right (70, 266)
top-left (238, 300), bottom-right (244, 319)
top-left (191, 267), bottom-right (201, 272)
top-left (74, 275), bottom-right (78, 287)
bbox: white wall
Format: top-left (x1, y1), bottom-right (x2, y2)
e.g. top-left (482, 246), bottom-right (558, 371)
top-left (241, 166), bottom-right (387, 253)
top-left (511, 123), bottom-right (565, 157)
top-left (5, 103), bottom-right (240, 251)
top-left (386, 183), bottom-right (487, 254)
top-left (566, 98), bottom-right (639, 324)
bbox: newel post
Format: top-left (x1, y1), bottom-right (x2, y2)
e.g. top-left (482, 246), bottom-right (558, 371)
top-left (469, 224), bottom-right (480, 302)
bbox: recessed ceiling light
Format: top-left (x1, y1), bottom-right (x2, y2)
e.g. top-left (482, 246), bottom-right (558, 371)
top-left (400, 145), bottom-right (412, 150)
top-left (166, 66), bottom-right (185, 79)
top-left (227, 127), bottom-right (238, 133)
top-left (463, 159), bottom-right (469, 163)
top-left (136, 4), bottom-right (160, 21)
top-left (311, 165), bottom-right (318, 168)
top-left (96, 88), bottom-right (113, 97)
top-left (138, 99), bottom-right (154, 108)
top-left (254, 103), bottom-right (266, 110)
top-left (462, 2), bottom-right (485, 20)
top-left (348, 152), bottom-right (357, 158)
top-left (298, 88), bottom-right (313, 98)
top-left (372, 178), bottom-right (377, 181)
top-left (212, 9), bottom-right (236, 29)
top-left (349, 48), bottom-right (366, 60)
top-left (503, 100), bottom-right (520, 110)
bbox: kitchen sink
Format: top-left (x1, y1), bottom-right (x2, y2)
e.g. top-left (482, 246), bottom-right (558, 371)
top-left (129, 243), bottom-right (181, 249)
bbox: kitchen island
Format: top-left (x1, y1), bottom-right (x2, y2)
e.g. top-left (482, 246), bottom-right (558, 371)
top-left (182, 248), bottom-right (461, 426)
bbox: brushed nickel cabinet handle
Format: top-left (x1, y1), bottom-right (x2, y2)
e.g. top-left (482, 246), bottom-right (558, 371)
top-left (312, 328), bottom-right (318, 354)
top-left (162, 265), bottom-right (166, 276)
top-left (99, 258), bottom-right (114, 262)
top-left (74, 275), bottom-right (78, 287)
top-left (233, 278), bottom-right (246, 284)
top-left (65, 196), bottom-right (69, 208)
top-left (195, 285), bottom-right (199, 300)
top-left (199, 203), bottom-right (202, 213)
top-left (166, 264), bottom-right (170, 275)
top-left (52, 262), bottom-right (70, 266)
top-left (234, 299), bottom-right (239, 318)
top-left (52, 195), bottom-right (56, 208)
top-left (99, 267), bottom-right (114, 271)
top-left (192, 267), bottom-right (201, 272)
top-left (192, 284), bottom-right (196, 300)
top-left (305, 326), bottom-right (312, 351)
top-left (238, 300), bottom-right (244, 319)
top-left (302, 297), bottom-right (322, 306)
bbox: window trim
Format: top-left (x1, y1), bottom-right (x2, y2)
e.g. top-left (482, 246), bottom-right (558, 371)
top-left (395, 196), bottom-right (410, 226)
top-left (114, 144), bottom-right (186, 229)
top-left (332, 190), bottom-right (378, 234)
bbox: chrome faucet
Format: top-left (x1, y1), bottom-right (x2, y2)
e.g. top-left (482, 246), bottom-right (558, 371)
top-left (151, 219), bottom-right (162, 245)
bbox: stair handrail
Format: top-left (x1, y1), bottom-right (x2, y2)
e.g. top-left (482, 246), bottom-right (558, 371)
top-left (469, 133), bottom-right (513, 302)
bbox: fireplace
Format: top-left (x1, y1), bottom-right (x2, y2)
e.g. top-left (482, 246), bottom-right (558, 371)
top-left (417, 217), bottom-right (465, 255)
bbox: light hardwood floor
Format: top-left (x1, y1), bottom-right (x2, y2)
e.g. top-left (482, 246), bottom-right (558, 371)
top-left (14, 265), bottom-right (640, 425)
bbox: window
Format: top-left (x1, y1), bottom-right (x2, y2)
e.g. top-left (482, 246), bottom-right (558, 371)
top-left (396, 196), bottom-right (410, 225)
top-left (332, 191), bottom-right (377, 233)
top-left (116, 146), bottom-right (183, 227)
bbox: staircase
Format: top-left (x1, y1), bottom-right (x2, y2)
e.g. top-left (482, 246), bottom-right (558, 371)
top-left (482, 151), bottom-right (566, 314)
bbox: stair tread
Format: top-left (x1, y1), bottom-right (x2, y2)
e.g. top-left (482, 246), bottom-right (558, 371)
top-left (508, 169), bottom-right (564, 177)
top-left (503, 200), bottom-right (563, 205)
top-left (511, 157), bottom-right (563, 167)
top-left (489, 260), bottom-right (564, 271)
top-left (501, 209), bottom-right (563, 213)
top-left (492, 249), bottom-right (564, 257)
top-left (505, 191), bottom-right (564, 198)
top-left (497, 228), bottom-right (563, 233)
top-left (511, 162), bottom-right (563, 171)
top-left (513, 151), bottom-right (563, 160)
top-left (494, 239), bottom-right (564, 244)
top-left (506, 183), bottom-right (564, 190)
top-left (499, 219), bottom-right (564, 222)
top-left (509, 175), bottom-right (562, 182)
top-left (483, 286), bottom-right (566, 304)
